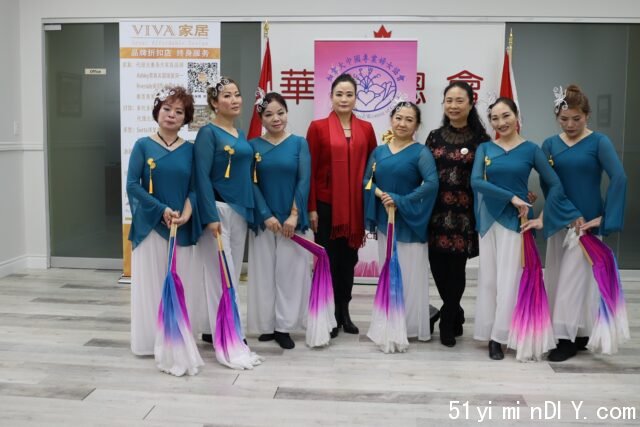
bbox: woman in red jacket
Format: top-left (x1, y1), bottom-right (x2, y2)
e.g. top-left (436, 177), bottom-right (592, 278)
top-left (306, 73), bottom-right (377, 337)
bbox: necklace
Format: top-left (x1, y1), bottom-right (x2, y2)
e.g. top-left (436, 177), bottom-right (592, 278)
top-left (157, 132), bottom-right (180, 147)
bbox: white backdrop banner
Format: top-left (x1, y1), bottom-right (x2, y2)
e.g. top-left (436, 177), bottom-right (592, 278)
top-left (267, 22), bottom-right (505, 280)
top-left (269, 22), bottom-right (505, 142)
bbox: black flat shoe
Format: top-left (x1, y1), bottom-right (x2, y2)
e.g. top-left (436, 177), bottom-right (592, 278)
top-left (202, 334), bottom-right (213, 343)
top-left (489, 340), bottom-right (504, 360)
top-left (575, 336), bottom-right (589, 351)
top-left (440, 336), bottom-right (456, 347)
top-left (258, 333), bottom-right (275, 342)
top-left (274, 331), bottom-right (295, 349)
top-left (548, 339), bottom-right (577, 362)
top-left (330, 327), bottom-right (339, 338)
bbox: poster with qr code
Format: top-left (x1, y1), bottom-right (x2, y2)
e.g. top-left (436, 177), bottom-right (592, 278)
top-left (188, 61), bottom-right (218, 105)
top-left (119, 21), bottom-right (220, 275)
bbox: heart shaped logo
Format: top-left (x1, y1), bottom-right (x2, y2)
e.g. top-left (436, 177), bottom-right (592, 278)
top-left (357, 90), bottom-right (376, 106)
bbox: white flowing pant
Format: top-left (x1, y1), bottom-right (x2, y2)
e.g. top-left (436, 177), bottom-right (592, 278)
top-left (545, 229), bottom-right (599, 341)
top-left (247, 229), bottom-right (311, 334)
top-left (131, 230), bottom-right (195, 356)
top-left (377, 233), bottom-right (431, 341)
top-left (474, 222), bottom-right (522, 344)
top-left (189, 202), bottom-right (247, 336)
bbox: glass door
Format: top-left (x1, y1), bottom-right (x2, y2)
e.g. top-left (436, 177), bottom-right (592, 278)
top-left (45, 23), bottom-right (122, 268)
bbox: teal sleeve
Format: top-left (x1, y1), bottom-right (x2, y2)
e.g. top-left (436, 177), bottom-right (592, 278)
top-left (386, 148), bottom-right (438, 241)
top-left (470, 145), bottom-right (515, 203)
top-left (598, 135), bottom-right (627, 235)
top-left (540, 139), bottom-right (551, 199)
top-left (294, 138), bottom-right (311, 231)
top-left (470, 144), bottom-right (515, 236)
top-left (363, 151), bottom-right (379, 233)
top-left (194, 126), bottom-right (220, 224)
top-left (252, 182), bottom-right (272, 231)
top-left (535, 147), bottom-right (581, 238)
top-left (126, 141), bottom-right (167, 237)
top-left (187, 167), bottom-right (203, 244)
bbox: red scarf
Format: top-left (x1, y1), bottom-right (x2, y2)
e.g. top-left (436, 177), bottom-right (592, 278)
top-left (328, 111), bottom-right (370, 249)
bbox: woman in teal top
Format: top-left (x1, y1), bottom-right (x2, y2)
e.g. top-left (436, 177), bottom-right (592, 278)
top-left (542, 85), bottom-right (627, 362)
top-left (471, 97), bottom-right (580, 361)
top-left (127, 86), bottom-right (200, 356)
top-left (247, 92), bottom-right (311, 350)
top-left (192, 77), bottom-right (255, 341)
top-left (363, 101), bottom-right (439, 342)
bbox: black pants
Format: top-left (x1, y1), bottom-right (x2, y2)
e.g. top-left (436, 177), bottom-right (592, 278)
top-left (315, 201), bottom-right (359, 305)
top-left (429, 251), bottom-right (467, 340)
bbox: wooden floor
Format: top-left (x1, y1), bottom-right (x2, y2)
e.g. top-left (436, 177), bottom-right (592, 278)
top-left (1, 268), bottom-right (639, 426)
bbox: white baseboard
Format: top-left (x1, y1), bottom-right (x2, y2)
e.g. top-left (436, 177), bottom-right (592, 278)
top-left (0, 255), bottom-right (48, 278)
top-left (27, 255), bottom-right (48, 269)
top-left (0, 255), bottom-right (29, 278)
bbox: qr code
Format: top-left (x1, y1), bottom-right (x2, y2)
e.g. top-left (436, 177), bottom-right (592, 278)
top-left (188, 62), bottom-right (218, 94)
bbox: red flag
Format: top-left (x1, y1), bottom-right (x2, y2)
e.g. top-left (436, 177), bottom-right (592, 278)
top-left (496, 49), bottom-right (521, 137)
top-left (247, 39), bottom-right (272, 140)
top-left (499, 51), bottom-right (515, 100)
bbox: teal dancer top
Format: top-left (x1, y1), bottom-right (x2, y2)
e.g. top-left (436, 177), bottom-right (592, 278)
top-left (251, 134), bottom-right (311, 232)
top-left (194, 123), bottom-right (255, 225)
top-left (471, 140), bottom-right (580, 239)
top-left (363, 143), bottom-right (439, 243)
top-left (126, 137), bottom-right (202, 248)
top-left (541, 132), bottom-right (626, 236)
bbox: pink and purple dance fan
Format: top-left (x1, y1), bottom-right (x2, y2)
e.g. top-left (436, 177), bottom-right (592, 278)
top-left (154, 223), bottom-right (204, 376)
top-left (579, 234), bottom-right (630, 354)
top-left (507, 227), bottom-right (555, 361)
top-left (291, 234), bottom-right (337, 348)
top-left (367, 208), bottom-right (409, 353)
top-left (214, 234), bottom-right (263, 370)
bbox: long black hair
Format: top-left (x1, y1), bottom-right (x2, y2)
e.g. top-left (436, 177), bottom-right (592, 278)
top-left (331, 73), bottom-right (357, 93)
top-left (488, 97), bottom-right (519, 119)
top-left (441, 81), bottom-right (489, 141)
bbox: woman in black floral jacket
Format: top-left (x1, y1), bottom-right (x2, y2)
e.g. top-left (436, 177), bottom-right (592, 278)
top-left (426, 81), bottom-right (490, 347)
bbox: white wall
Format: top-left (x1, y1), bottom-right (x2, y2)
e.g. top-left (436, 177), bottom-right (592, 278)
top-left (2, 0), bottom-right (640, 276)
top-left (0, 0), bottom-right (29, 276)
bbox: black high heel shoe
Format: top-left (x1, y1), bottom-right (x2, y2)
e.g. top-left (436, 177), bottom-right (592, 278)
top-left (455, 307), bottom-right (465, 337)
top-left (429, 305), bottom-right (440, 335)
top-left (341, 303), bottom-right (359, 334)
